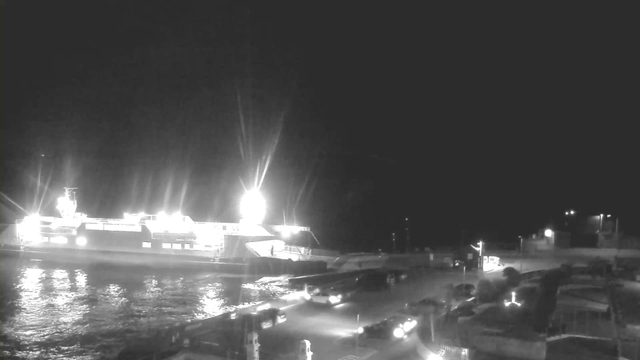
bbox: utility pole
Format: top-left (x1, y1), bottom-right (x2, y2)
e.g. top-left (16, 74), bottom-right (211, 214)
top-left (405, 217), bottom-right (410, 253)
top-left (391, 232), bottom-right (397, 252)
top-left (471, 241), bottom-right (484, 271)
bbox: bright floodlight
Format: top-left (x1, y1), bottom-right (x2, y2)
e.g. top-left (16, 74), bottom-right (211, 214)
top-left (240, 190), bottom-right (266, 224)
top-left (544, 229), bottom-right (553, 237)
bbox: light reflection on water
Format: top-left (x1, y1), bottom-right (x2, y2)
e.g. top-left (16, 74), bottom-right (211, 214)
top-left (0, 256), bottom-right (291, 359)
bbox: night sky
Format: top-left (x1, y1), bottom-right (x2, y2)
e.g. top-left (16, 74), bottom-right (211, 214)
top-left (1, 2), bottom-right (637, 251)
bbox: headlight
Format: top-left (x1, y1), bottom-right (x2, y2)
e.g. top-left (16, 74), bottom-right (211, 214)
top-left (303, 293), bottom-right (311, 300)
top-left (402, 320), bottom-right (417, 332)
top-left (76, 237), bottom-right (87, 246)
top-left (357, 327), bottom-right (364, 334)
top-left (329, 295), bottom-right (341, 304)
top-left (393, 327), bottom-right (405, 338)
top-left (427, 353), bottom-right (443, 360)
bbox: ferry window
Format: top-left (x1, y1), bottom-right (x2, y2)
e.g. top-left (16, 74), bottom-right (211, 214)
top-left (162, 243), bottom-right (171, 249)
top-left (142, 242), bottom-right (151, 248)
top-left (172, 243), bottom-right (182, 250)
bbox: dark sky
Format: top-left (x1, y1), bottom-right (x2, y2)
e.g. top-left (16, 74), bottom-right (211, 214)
top-left (1, 1), bottom-right (638, 251)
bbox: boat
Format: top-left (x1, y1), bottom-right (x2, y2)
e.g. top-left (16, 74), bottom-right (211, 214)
top-left (0, 188), bottom-right (338, 274)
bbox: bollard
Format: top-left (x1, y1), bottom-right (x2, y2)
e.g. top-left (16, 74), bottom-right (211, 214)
top-left (299, 339), bottom-right (312, 360)
top-left (246, 332), bottom-right (259, 360)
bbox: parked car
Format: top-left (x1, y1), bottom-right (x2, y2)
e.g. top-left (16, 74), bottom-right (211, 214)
top-left (235, 307), bottom-right (286, 333)
top-left (388, 269), bottom-right (409, 283)
top-left (356, 272), bottom-right (395, 291)
top-left (358, 314), bottom-right (418, 341)
top-left (402, 296), bottom-right (448, 317)
top-left (453, 283), bottom-right (476, 300)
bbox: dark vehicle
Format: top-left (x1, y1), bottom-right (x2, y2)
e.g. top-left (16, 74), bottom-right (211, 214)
top-left (235, 308), bottom-right (285, 333)
top-left (356, 272), bottom-right (395, 291)
top-left (237, 313), bottom-right (273, 332)
top-left (358, 314), bottom-right (418, 341)
top-left (388, 269), bottom-right (409, 283)
top-left (453, 283), bottom-right (475, 300)
top-left (262, 308), bottom-right (287, 326)
top-left (402, 297), bottom-right (448, 317)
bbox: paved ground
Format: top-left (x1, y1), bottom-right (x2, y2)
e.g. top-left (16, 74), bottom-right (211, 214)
top-left (255, 268), bottom-right (474, 360)
top-left (170, 257), bottom-right (570, 360)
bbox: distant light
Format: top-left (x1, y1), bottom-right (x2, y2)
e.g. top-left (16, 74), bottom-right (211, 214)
top-left (544, 229), bottom-right (553, 237)
top-left (607, 214), bottom-right (611, 218)
top-left (357, 327), bottom-right (364, 334)
top-left (565, 211), bottom-right (569, 215)
top-left (570, 210), bottom-right (575, 215)
top-left (240, 189), bottom-right (266, 224)
top-left (76, 237), bottom-right (87, 246)
top-left (600, 214), bottom-right (604, 217)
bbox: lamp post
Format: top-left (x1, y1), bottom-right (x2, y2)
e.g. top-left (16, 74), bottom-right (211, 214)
top-left (404, 217), bottom-right (410, 253)
top-left (519, 236), bottom-right (524, 272)
top-left (391, 232), bottom-right (396, 252)
top-left (471, 241), bottom-right (483, 270)
top-left (544, 229), bottom-right (554, 246)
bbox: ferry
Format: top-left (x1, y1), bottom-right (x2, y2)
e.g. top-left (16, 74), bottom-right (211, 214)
top-left (0, 188), bottom-right (338, 273)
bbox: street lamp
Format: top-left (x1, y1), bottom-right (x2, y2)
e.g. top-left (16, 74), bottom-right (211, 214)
top-left (240, 189), bottom-right (266, 224)
top-left (471, 241), bottom-right (483, 270)
top-left (544, 229), bottom-right (555, 246)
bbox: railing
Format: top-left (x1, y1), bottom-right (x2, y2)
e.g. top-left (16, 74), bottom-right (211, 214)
top-left (282, 245), bottom-right (311, 257)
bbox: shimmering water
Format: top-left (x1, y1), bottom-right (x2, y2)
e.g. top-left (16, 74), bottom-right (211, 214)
top-left (0, 256), bottom-right (291, 359)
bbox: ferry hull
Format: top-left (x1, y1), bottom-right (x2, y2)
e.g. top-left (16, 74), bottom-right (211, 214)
top-left (0, 245), bottom-right (328, 276)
